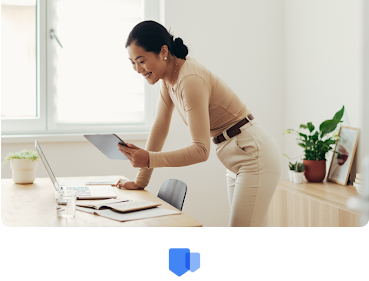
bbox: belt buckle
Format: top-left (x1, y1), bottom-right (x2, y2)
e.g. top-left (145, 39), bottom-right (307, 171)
top-left (245, 115), bottom-right (251, 122)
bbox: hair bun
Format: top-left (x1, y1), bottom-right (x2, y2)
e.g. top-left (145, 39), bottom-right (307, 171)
top-left (126, 21), bottom-right (188, 60)
top-left (172, 37), bottom-right (188, 59)
top-left (174, 37), bottom-right (183, 47)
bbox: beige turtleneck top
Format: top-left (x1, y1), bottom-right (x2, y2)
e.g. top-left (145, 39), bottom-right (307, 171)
top-left (134, 57), bottom-right (250, 188)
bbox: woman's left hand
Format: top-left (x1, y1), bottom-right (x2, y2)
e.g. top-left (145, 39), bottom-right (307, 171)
top-left (118, 142), bottom-right (150, 168)
top-left (114, 179), bottom-right (144, 190)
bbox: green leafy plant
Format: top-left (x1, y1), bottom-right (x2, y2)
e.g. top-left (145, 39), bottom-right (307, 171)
top-left (289, 161), bottom-right (297, 171)
top-left (295, 162), bottom-right (305, 173)
top-left (284, 106), bottom-right (344, 161)
top-left (2, 149), bottom-right (40, 167)
top-left (283, 154), bottom-right (302, 171)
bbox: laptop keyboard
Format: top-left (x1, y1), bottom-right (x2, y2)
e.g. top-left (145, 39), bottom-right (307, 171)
top-left (62, 186), bottom-right (91, 196)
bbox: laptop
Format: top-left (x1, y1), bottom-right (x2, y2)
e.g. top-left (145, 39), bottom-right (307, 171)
top-left (35, 140), bottom-right (117, 199)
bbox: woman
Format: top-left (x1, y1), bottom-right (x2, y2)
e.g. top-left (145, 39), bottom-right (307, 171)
top-left (117, 20), bottom-right (282, 227)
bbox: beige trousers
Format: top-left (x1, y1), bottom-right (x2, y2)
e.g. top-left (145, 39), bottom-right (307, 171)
top-left (215, 119), bottom-right (282, 227)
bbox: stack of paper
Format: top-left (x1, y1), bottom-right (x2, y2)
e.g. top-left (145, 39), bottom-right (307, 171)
top-left (353, 173), bottom-right (362, 193)
top-left (59, 177), bottom-right (119, 186)
top-left (84, 177), bottom-right (118, 185)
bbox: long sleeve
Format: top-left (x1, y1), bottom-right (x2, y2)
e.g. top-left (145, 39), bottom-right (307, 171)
top-left (134, 81), bottom-right (175, 188)
top-left (134, 56), bottom-right (248, 187)
top-left (148, 75), bottom-right (211, 168)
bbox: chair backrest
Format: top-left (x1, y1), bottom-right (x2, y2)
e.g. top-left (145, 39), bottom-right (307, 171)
top-left (157, 179), bottom-right (187, 211)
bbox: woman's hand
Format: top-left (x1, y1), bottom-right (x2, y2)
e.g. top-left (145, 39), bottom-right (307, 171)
top-left (118, 142), bottom-right (150, 168)
top-left (114, 178), bottom-right (144, 190)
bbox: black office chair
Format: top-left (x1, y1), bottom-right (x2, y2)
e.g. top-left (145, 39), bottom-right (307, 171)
top-left (157, 179), bottom-right (187, 211)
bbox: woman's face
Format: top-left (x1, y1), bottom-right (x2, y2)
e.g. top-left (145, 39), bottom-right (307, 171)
top-left (127, 43), bottom-right (167, 85)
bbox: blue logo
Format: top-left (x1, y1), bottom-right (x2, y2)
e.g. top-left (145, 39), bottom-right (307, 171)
top-left (169, 248), bottom-right (200, 276)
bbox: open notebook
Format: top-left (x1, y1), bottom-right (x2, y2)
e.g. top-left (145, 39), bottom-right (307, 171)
top-left (76, 198), bottom-right (181, 222)
top-left (76, 198), bottom-right (160, 213)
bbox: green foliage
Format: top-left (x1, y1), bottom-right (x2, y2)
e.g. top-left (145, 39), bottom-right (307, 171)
top-left (2, 149), bottom-right (40, 167)
top-left (282, 154), bottom-right (302, 170)
top-left (283, 106), bottom-right (344, 161)
top-left (295, 162), bottom-right (305, 172)
top-left (289, 162), bottom-right (297, 171)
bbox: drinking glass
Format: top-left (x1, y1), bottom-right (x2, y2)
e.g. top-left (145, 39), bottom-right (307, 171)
top-left (55, 190), bottom-right (77, 218)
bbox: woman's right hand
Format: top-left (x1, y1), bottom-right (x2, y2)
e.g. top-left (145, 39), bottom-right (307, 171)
top-left (114, 178), bottom-right (144, 190)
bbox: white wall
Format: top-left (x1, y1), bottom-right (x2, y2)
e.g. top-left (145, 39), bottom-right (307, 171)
top-left (284, 0), bottom-right (364, 177)
top-left (2, 0), bottom-right (365, 225)
top-left (363, 0), bottom-right (369, 161)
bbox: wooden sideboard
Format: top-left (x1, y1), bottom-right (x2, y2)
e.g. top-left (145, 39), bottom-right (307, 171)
top-left (268, 179), bottom-right (360, 227)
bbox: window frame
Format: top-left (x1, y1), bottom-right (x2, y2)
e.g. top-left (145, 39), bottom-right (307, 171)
top-left (1, 0), bottom-right (47, 134)
top-left (1, 0), bottom-right (161, 136)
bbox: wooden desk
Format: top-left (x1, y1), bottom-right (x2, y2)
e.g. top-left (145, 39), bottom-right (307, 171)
top-left (1, 177), bottom-right (202, 227)
top-left (268, 179), bottom-right (360, 227)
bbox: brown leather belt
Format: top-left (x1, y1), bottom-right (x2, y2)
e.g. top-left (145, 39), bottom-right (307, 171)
top-left (212, 114), bottom-right (254, 144)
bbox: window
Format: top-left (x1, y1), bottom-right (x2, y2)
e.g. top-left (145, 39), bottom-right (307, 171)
top-left (1, 0), bottom-right (160, 135)
top-left (1, 0), bottom-right (37, 119)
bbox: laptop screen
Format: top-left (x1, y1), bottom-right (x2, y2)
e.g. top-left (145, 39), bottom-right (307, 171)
top-left (35, 140), bottom-right (60, 191)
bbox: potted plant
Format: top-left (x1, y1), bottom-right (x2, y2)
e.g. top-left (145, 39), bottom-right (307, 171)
top-left (2, 149), bottom-right (40, 184)
top-left (284, 106), bottom-right (344, 182)
top-left (293, 162), bottom-right (305, 183)
top-left (283, 154), bottom-right (302, 182)
top-left (288, 161), bottom-right (297, 181)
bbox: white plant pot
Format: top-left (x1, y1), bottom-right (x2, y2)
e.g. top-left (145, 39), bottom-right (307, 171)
top-left (293, 172), bottom-right (304, 184)
top-left (288, 170), bottom-right (295, 181)
top-left (10, 159), bottom-right (38, 184)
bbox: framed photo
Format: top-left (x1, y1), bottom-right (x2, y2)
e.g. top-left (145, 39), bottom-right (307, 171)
top-left (327, 126), bottom-right (360, 185)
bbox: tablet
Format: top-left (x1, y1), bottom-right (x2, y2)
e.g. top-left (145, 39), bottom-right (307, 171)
top-left (83, 134), bottom-right (129, 160)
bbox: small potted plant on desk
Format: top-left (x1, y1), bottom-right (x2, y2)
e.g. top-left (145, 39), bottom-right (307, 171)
top-left (284, 106), bottom-right (344, 182)
top-left (2, 149), bottom-right (40, 184)
top-left (288, 161), bottom-right (297, 181)
top-left (293, 162), bottom-right (305, 183)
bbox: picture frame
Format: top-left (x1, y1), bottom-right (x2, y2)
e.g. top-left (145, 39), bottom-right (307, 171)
top-left (327, 126), bottom-right (360, 185)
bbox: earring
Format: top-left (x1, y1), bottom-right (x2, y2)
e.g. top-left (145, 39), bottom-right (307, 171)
top-left (164, 57), bottom-right (167, 60)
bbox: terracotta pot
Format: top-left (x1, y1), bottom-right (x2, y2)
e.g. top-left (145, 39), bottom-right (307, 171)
top-left (303, 159), bottom-right (326, 182)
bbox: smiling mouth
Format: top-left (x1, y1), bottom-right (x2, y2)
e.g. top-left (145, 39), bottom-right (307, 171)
top-left (144, 72), bottom-right (152, 79)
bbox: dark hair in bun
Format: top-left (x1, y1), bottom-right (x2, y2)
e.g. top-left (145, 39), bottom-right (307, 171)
top-left (125, 20), bottom-right (188, 60)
